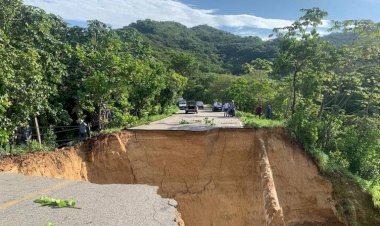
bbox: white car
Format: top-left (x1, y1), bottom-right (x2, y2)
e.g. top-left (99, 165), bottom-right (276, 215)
top-left (178, 100), bottom-right (187, 110)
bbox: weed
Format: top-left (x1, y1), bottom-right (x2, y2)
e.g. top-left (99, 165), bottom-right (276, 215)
top-left (179, 119), bottom-right (190, 124)
top-left (203, 117), bottom-right (215, 126)
top-left (1, 140), bottom-right (54, 155)
top-left (34, 196), bottom-right (76, 208)
top-left (236, 111), bottom-right (284, 128)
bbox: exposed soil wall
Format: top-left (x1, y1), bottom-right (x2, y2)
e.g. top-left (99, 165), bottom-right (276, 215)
top-left (0, 128), bottom-right (345, 226)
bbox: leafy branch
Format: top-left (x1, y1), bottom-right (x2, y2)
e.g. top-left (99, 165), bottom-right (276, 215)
top-left (34, 196), bottom-right (76, 208)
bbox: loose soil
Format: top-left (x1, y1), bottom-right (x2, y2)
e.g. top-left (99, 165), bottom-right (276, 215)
top-left (0, 128), bottom-right (347, 226)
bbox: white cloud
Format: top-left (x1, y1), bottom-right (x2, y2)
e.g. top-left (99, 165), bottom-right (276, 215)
top-left (24, 0), bottom-right (293, 30)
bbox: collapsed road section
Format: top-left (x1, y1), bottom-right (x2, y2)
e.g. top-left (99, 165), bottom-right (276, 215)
top-left (0, 128), bottom-right (345, 226)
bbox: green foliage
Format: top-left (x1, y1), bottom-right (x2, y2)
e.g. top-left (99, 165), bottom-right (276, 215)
top-left (129, 20), bottom-right (278, 74)
top-left (237, 111), bottom-right (284, 128)
top-left (370, 185), bottom-right (380, 207)
top-left (179, 119), bottom-right (190, 125)
top-left (243, 58), bottom-right (273, 74)
top-left (0, 2), bottom-right (187, 146)
top-left (34, 196), bottom-right (76, 208)
top-left (101, 105), bottom-right (178, 133)
top-left (1, 140), bottom-right (53, 155)
top-left (0, 95), bottom-right (10, 145)
top-left (203, 117), bottom-right (215, 126)
top-left (224, 75), bottom-right (282, 114)
top-left (274, 10), bottom-right (380, 216)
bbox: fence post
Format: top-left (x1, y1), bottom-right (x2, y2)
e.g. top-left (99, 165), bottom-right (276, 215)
top-left (34, 116), bottom-right (42, 145)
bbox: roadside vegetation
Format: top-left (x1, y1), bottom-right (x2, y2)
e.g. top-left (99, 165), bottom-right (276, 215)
top-left (236, 111), bottom-right (284, 128)
top-left (272, 9), bottom-right (380, 222)
top-left (34, 196), bottom-right (76, 208)
top-left (0, 1), bottom-right (186, 151)
top-left (100, 105), bottom-right (178, 134)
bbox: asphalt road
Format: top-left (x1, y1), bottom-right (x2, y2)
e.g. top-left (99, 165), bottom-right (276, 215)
top-left (133, 107), bottom-right (242, 131)
top-left (0, 173), bottom-right (178, 226)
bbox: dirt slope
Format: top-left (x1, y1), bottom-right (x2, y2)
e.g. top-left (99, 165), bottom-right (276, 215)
top-left (0, 128), bottom-right (346, 226)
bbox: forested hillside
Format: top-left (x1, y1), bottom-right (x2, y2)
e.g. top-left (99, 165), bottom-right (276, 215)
top-left (127, 20), bottom-right (358, 74)
top-left (128, 20), bottom-right (279, 74)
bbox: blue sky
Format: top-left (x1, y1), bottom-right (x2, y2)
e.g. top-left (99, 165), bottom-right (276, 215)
top-left (181, 0), bottom-right (380, 21)
top-left (24, 0), bottom-right (380, 39)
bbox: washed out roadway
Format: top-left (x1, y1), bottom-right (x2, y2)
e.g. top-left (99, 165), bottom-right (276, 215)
top-left (0, 108), bottom-right (242, 226)
top-left (0, 173), bottom-right (179, 226)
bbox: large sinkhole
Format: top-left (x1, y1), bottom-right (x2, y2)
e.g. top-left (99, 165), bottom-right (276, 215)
top-left (0, 128), bottom-right (344, 226)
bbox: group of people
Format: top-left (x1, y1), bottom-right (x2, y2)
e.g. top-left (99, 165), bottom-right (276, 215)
top-left (219, 101), bottom-right (273, 119)
top-left (222, 101), bottom-right (236, 117)
top-left (255, 104), bottom-right (272, 119)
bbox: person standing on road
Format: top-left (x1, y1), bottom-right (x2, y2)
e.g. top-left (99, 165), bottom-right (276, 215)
top-left (229, 101), bottom-right (236, 117)
top-left (255, 104), bottom-right (263, 118)
top-left (223, 102), bottom-right (230, 117)
top-left (266, 104), bottom-right (272, 119)
top-left (79, 119), bottom-right (88, 140)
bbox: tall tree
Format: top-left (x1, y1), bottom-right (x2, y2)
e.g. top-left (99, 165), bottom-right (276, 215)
top-left (273, 8), bottom-right (330, 115)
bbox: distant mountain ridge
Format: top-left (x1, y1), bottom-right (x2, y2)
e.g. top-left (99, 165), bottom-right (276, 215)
top-left (125, 20), bottom-right (356, 74)
top-left (126, 20), bottom-right (278, 74)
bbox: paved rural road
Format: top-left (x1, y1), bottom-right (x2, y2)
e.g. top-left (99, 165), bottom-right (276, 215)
top-left (0, 173), bottom-right (178, 226)
top-left (133, 107), bottom-right (242, 131)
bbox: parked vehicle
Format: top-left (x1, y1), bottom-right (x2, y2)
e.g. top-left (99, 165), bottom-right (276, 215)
top-left (212, 102), bottom-right (223, 112)
top-left (178, 99), bottom-right (187, 110)
top-left (185, 101), bottom-right (198, 114)
top-left (196, 101), bottom-right (204, 110)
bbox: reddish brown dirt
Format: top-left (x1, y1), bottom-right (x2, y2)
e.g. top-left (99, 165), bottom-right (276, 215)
top-left (0, 128), bottom-right (345, 226)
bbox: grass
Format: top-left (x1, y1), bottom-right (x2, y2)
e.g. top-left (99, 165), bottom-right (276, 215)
top-left (299, 137), bottom-right (380, 210)
top-left (179, 119), bottom-right (190, 124)
top-left (236, 111), bottom-right (284, 128)
top-left (0, 106), bottom-right (179, 154)
top-left (371, 185), bottom-right (380, 207)
top-left (1, 140), bottom-right (54, 155)
top-left (100, 106), bottom-right (179, 134)
top-left (203, 117), bottom-right (215, 126)
top-left (297, 145), bottom-right (380, 223)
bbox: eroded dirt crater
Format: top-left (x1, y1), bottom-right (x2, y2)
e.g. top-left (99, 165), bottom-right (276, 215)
top-left (0, 128), bottom-right (345, 226)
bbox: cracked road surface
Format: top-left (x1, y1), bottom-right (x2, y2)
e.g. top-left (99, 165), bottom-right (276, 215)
top-left (133, 107), bottom-right (243, 131)
top-left (0, 173), bottom-right (178, 226)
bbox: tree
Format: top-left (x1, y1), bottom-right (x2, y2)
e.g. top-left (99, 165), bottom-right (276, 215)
top-left (158, 71), bottom-right (187, 110)
top-left (226, 78), bottom-right (251, 111)
top-left (243, 58), bottom-right (273, 75)
top-left (170, 52), bottom-right (199, 78)
top-left (128, 59), bottom-right (166, 118)
top-left (0, 0), bottom-right (22, 35)
top-left (273, 8), bottom-right (330, 115)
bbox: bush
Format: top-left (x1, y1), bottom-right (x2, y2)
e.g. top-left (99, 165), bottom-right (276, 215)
top-left (286, 102), bottom-right (380, 208)
top-left (2, 140), bottom-right (53, 155)
top-left (236, 111), bottom-right (284, 128)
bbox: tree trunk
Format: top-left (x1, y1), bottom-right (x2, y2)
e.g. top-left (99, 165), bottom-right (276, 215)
top-left (318, 93), bottom-right (326, 118)
top-left (98, 109), bottom-right (103, 131)
top-left (34, 116), bottom-right (41, 145)
top-left (291, 71), bottom-right (297, 115)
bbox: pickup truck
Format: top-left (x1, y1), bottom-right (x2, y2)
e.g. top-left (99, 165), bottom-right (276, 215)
top-left (185, 101), bottom-right (198, 114)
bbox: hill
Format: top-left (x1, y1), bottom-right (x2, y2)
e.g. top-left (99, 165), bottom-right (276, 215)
top-left (127, 20), bottom-right (279, 74)
top-left (323, 32), bottom-right (359, 47)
